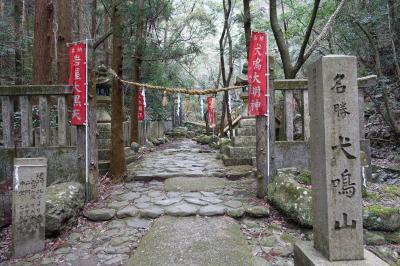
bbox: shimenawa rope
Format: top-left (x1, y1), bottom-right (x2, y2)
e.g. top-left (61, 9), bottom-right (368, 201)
top-left (108, 69), bottom-right (246, 95)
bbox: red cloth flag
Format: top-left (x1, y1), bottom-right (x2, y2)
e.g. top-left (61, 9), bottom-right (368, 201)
top-left (138, 89), bottom-right (145, 121)
top-left (69, 42), bottom-right (87, 125)
top-left (248, 32), bottom-right (267, 116)
top-left (207, 96), bottom-right (215, 127)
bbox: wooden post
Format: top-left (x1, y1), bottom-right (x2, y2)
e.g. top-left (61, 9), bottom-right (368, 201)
top-left (57, 96), bottom-right (67, 146)
top-left (39, 96), bottom-right (49, 146)
top-left (20, 96), bottom-right (31, 147)
top-left (256, 56), bottom-right (275, 197)
top-left (302, 90), bottom-right (310, 141)
top-left (1, 96), bottom-right (13, 148)
top-left (284, 90), bottom-right (294, 141)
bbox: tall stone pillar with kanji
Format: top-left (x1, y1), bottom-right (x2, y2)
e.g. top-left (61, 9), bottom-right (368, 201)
top-left (294, 55), bottom-right (388, 265)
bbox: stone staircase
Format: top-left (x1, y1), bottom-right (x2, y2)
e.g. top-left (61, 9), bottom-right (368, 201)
top-left (98, 123), bottom-right (136, 175)
top-left (221, 118), bottom-right (256, 166)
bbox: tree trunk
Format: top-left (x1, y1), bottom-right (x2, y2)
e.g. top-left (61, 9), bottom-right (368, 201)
top-left (103, 15), bottom-right (110, 65)
top-left (14, 0), bottom-right (23, 84)
top-left (110, 0), bottom-right (127, 179)
top-left (130, 0), bottom-right (145, 143)
top-left (32, 0), bottom-right (54, 85)
top-left (56, 0), bottom-right (72, 84)
top-left (78, 0), bottom-right (85, 38)
top-left (243, 0), bottom-right (251, 59)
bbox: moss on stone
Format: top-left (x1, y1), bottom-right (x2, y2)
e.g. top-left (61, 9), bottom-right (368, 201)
top-left (294, 170), bottom-right (311, 185)
top-left (382, 185), bottom-right (400, 198)
top-left (367, 205), bottom-right (399, 218)
top-left (362, 190), bottom-right (380, 201)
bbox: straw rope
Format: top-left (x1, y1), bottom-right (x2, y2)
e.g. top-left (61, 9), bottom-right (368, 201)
top-left (108, 69), bottom-right (246, 95)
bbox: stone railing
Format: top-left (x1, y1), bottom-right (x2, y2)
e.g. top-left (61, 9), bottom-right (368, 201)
top-left (0, 85), bottom-right (73, 148)
top-left (273, 75), bottom-right (377, 141)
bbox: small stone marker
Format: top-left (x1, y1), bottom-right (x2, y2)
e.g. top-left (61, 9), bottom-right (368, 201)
top-left (12, 158), bottom-right (47, 258)
top-left (294, 56), bottom-right (388, 265)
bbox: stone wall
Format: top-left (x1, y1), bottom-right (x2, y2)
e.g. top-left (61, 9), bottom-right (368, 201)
top-left (123, 120), bottom-right (173, 146)
top-left (274, 140), bottom-right (371, 175)
top-left (0, 147), bottom-right (79, 185)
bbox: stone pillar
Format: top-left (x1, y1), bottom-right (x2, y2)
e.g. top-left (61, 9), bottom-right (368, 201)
top-left (12, 158), bottom-right (47, 258)
top-left (294, 56), bottom-right (388, 265)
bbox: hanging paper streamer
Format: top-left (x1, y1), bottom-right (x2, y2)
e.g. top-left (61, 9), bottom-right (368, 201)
top-left (68, 42), bottom-right (87, 125)
top-left (248, 31), bottom-right (267, 116)
top-left (177, 94), bottom-right (181, 117)
top-left (138, 89), bottom-right (145, 121)
top-left (228, 93), bottom-right (232, 113)
top-left (142, 88), bottom-right (146, 108)
top-left (161, 92), bottom-right (168, 107)
top-left (200, 96), bottom-right (204, 118)
top-left (207, 96), bottom-right (215, 127)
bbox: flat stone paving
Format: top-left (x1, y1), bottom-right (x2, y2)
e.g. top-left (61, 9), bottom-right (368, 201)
top-left (128, 216), bottom-right (253, 266)
top-left (4, 139), bottom-right (303, 266)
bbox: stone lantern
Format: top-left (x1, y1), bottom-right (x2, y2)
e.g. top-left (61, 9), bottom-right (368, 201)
top-left (235, 62), bottom-right (251, 117)
top-left (96, 65), bottom-right (112, 123)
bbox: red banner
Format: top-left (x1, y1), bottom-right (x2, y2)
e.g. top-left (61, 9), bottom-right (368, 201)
top-left (138, 89), bottom-right (145, 121)
top-left (248, 32), bottom-right (267, 116)
top-left (207, 96), bottom-right (215, 127)
top-left (69, 42), bottom-right (87, 125)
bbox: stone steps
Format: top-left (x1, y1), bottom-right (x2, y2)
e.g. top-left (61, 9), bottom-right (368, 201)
top-left (99, 148), bottom-right (136, 175)
top-left (221, 154), bottom-right (253, 166)
top-left (239, 118), bottom-right (256, 128)
top-left (235, 127), bottom-right (256, 136)
top-left (232, 136), bottom-right (256, 146)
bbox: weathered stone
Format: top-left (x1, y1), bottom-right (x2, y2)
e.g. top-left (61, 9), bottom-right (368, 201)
top-left (107, 200), bottom-right (129, 210)
top-left (165, 177), bottom-right (225, 192)
top-left (12, 158), bottom-right (47, 258)
top-left (130, 142), bottom-right (140, 152)
top-left (120, 192), bottom-right (141, 201)
top-left (363, 204), bottom-right (400, 232)
top-left (266, 168), bottom-right (312, 227)
top-left (116, 206), bottom-right (139, 219)
top-left (364, 230), bottom-right (386, 245)
top-left (140, 207), bottom-right (164, 218)
top-left (84, 208), bottom-right (116, 221)
top-left (306, 56), bottom-right (363, 261)
top-left (45, 182), bottom-right (85, 236)
top-left (165, 203), bottom-right (198, 216)
top-left (125, 217), bottom-right (152, 229)
top-left (245, 206), bottom-right (270, 218)
top-left (135, 202), bottom-right (152, 209)
top-left (127, 216), bottom-right (253, 266)
top-left (223, 200), bottom-right (243, 209)
top-left (154, 198), bottom-right (182, 206)
top-left (201, 197), bottom-right (223, 204)
top-left (226, 208), bottom-right (245, 219)
top-left (184, 197), bottom-right (208, 206)
top-left (198, 205), bottom-right (226, 216)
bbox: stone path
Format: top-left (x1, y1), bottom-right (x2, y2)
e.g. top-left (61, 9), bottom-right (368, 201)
top-left (4, 139), bottom-right (308, 266)
top-left (128, 216), bottom-right (253, 266)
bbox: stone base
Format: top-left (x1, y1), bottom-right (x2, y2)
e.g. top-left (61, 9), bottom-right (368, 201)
top-left (294, 241), bottom-right (389, 266)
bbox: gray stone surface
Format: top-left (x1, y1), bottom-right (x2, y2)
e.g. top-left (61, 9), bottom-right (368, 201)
top-left (294, 241), bottom-right (389, 266)
top-left (128, 216), bottom-right (253, 266)
top-left (45, 182), bottom-right (85, 236)
top-left (165, 203), bottom-right (199, 216)
top-left (198, 205), bottom-right (226, 216)
top-left (140, 207), bottom-right (164, 218)
top-left (125, 217), bottom-right (152, 228)
top-left (0, 147), bottom-right (79, 186)
top-left (84, 208), bottom-right (116, 221)
top-left (308, 56), bottom-right (363, 261)
top-left (245, 206), bottom-right (270, 218)
top-left (165, 177), bottom-right (225, 192)
top-left (12, 158), bottom-right (47, 258)
top-left (116, 206), bottom-right (139, 219)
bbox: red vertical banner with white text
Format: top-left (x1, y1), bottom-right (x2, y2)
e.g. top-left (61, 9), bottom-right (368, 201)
top-left (138, 89), bottom-right (145, 121)
top-left (207, 96), bottom-right (215, 127)
top-left (69, 42), bottom-right (87, 125)
top-left (248, 31), bottom-right (267, 116)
